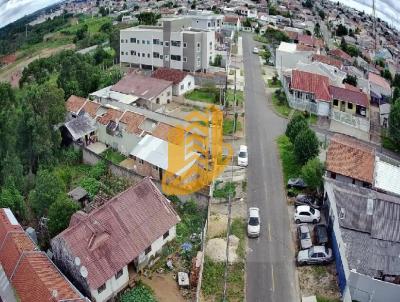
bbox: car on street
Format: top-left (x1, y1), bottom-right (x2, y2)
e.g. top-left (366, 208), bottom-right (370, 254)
top-left (238, 145), bottom-right (248, 167)
top-left (253, 47), bottom-right (259, 54)
top-left (247, 207), bottom-right (260, 238)
top-left (297, 224), bottom-right (312, 249)
top-left (295, 194), bottom-right (322, 209)
top-left (294, 205), bottom-right (320, 224)
top-left (314, 224), bottom-right (329, 246)
top-left (297, 246), bottom-right (333, 265)
top-left (287, 178), bottom-right (307, 189)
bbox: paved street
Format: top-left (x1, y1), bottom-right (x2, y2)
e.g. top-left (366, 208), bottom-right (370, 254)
top-left (242, 33), bottom-right (299, 302)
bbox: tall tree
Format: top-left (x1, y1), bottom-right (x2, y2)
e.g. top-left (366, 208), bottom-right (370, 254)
top-left (285, 115), bottom-right (309, 143)
top-left (301, 158), bottom-right (324, 193)
top-left (294, 128), bottom-right (319, 165)
top-left (0, 184), bottom-right (25, 219)
top-left (47, 196), bottom-right (80, 237)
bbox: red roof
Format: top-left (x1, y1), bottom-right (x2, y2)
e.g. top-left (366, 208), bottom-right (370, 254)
top-left (111, 73), bottom-right (172, 101)
top-left (97, 107), bottom-right (123, 125)
top-left (0, 54), bottom-right (17, 64)
top-left (0, 209), bottom-right (85, 302)
top-left (66, 95), bottom-right (86, 114)
top-left (285, 31), bottom-right (299, 41)
top-left (151, 68), bottom-right (189, 85)
top-left (291, 70), bottom-right (331, 102)
top-left (329, 85), bottom-right (369, 107)
top-left (368, 72), bottom-right (391, 91)
top-left (224, 15), bottom-right (239, 23)
top-left (298, 34), bottom-right (314, 46)
top-left (296, 44), bottom-right (314, 51)
top-left (312, 54), bottom-right (343, 69)
top-left (53, 178), bottom-right (180, 289)
top-left (329, 48), bottom-right (353, 62)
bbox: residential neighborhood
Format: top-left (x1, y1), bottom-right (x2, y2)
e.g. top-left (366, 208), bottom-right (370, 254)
top-left (0, 0), bottom-right (400, 302)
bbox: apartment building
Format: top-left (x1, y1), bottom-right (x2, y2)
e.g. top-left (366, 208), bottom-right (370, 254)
top-left (186, 10), bottom-right (224, 31)
top-left (120, 17), bottom-right (216, 72)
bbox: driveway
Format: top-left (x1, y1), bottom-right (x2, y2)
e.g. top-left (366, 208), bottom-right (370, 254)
top-left (242, 33), bottom-right (299, 302)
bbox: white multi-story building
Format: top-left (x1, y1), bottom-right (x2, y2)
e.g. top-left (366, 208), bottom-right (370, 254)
top-left (120, 17), bottom-right (216, 72)
top-left (186, 10), bottom-right (224, 31)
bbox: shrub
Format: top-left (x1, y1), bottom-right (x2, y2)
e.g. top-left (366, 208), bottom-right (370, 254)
top-left (119, 281), bottom-right (157, 302)
top-left (301, 158), bottom-right (325, 193)
top-left (294, 128), bottom-right (319, 165)
top-left (285, 115), bottom-right (309, 143)
top-left (79, 177), bottom-right (100, 198)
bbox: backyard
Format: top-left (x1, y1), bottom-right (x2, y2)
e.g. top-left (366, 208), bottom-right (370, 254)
top-left (185, 88), bottom-right (243, 106)
top-left (101, 148), bottom-right (127, 164)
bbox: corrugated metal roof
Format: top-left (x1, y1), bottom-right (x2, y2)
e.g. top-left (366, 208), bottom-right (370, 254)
top-left (64, 114), bottom-right (97, 141)
top-left (374, 157), bottom-right (400, 196)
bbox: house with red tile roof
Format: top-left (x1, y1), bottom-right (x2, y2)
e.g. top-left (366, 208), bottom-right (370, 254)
top-left (312, 54), bottom-right (343, 69)
top-left (51, 178), bottom-right (180, 302)
top-left (0, 208), bottom-right (87, 302)
top-left (329, 48), bottom-right (353, 64)
top-left (151, 67), bottom-right (195, 96)
top-left (368, 72), bottom-right (392, 105)
top-left (286, 70), bottom-right (331, 116)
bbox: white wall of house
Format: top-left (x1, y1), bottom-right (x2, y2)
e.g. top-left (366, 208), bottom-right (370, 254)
top-left (174, 74), bottom-right (195, 96)
top-left (97, 124), bottom-right (141, 156)
top-left (90, 265), bottom-right (129, 302)
top-left (137, 225), bottom-right (177, 271)
top-left (154, 86), bottom-right (173, 104)
top-left (317, 101), bottom-right (331, 116)
top-left (276, 50), bottom-right (313, 78)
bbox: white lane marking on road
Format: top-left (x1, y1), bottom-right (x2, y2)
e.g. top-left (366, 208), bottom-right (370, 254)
top-left (271, 264), bottom-right (275, 292)
top-left (268, 223), bottom-right (272, 242)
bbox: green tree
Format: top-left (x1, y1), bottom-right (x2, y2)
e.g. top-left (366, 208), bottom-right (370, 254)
top-left (100, 21), bottom-right (113, 34)
top-left (75, 24), bottom-right (88, 41)
top-left (137, 12), bottom-right (161, 25)
top-left (314, 23), bottom-right (322, 38)
top-left (343, 74), bottom-right (357, 86)
top-left (1, 153), bottom-right (24, 192)
top-left (285, 115), bottom-right (309, 144)
top-left (302, 0), bottom-right (313, 9)
top-left (261, 48), bottom-right (271, 64)
top-left (393, 87), bottom-right (400, 102)
top-left (318, 10), bottom-right (325, 20)
top-left (393, 73), bottom-right (400, 88)
top-left (47, 196), bottom-right (80, 237)
top-left (301, 158), bottom-right (324, 192)
top-left (381, 69), bottom-right (393, 83)
top-left (0, 184), bottom-right (25, 219)
top-left (29, 170), bottom-right (65, 217)
top-left (294, 128), bottom-right (319, 165)
top-left (336, 24), bottom-right (348, 36)
top-left (389, 100), bottom-right (400, 144)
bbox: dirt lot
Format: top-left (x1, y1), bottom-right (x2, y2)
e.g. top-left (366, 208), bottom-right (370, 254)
top-left (143, 273), bottom-right (188, 302)
top-left (0, 44), bottom-right (75, 86)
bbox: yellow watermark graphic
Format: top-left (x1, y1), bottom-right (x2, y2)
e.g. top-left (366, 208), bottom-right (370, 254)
top-left (162, 105), bottom-right (233, 195)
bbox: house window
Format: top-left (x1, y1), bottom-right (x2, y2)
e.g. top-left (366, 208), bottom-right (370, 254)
top-left (165, 41), bottom-right (170, 47)
top-left (153, 52), bottom-right (160, 58)
top-left (115, 269), bottom-right (123, 279)
top-left (156, 98), bottom-right (160, 104)
top-left (121, 39), bottom-right (124, 43)
top-left (331, 172), bottom-right (336, 179)
top-left (153, 164), bottom-right (159, 170)
top-left (188, 81), bottom-right (191, 87)
top-left (126, 40), bottom-right (128, 43)
top-left (97, 284), bottom-right (106, 294)
top-left (153, 39), bottom-right (160, 45)
top-left (183, 42), bottom-right (187, 48)
top-left (163, 230), bottom-right (169, 239)
top-left (145, 245), bottom-right (152, 255)
top-left (171, 40), bottom-right (181, 47)
top-left (181, 84), bottom-right (184, 90)
top-left (131, 50), bottom-right (136, 55)
top-left (121, 51), bottom-right (124, 55)
top-left (348, 103), bottom-right (353, 110)
top-left (333, 99), bottom-right (338, 106)
top-left (183, 57), bottom-right (187, 62)
top-left (130, 38), bottom-right (136, 43)
top-left (160, 55), bottom-right (163, 59)
top-left (208, 22), bottom-right (211, 27)
top-left (171, 55), bottom-right (181, 61)
top-left (197, 42), bottom-right (201, 52)
top-left (139, 159), bottom-right (144, 164)
top-left (197, 57), bottom-right (201, 66)
top-left (167, 91), bottom-right (171, 96)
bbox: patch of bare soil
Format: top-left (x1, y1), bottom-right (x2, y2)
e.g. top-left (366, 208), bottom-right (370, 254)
top-left (205, 235), bottom-right (239, 263)
top-left (143, 273), bottom-right (188, 302)
top-left (207, 213), bottom-right (228, 238)
top-left (298, 264), bottom-right (341, 300)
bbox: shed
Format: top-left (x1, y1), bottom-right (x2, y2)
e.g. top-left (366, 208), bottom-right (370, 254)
top-left (68, 187), bottom-right (88, 203)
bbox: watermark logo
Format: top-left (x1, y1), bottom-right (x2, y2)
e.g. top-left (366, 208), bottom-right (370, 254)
top-left (162, 105), bottom-right (233, 195)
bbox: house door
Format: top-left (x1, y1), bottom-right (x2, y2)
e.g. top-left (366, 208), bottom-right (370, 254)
top-left (340, 101), bottom-right (346, 112)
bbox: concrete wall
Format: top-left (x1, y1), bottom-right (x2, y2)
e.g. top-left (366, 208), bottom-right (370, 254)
top-left (129, 156), bottom-right (162, 181)
top-left (90, 266), bottom-right (129, 302)
top-left (97, 124), bottom-right (140, 156)
top-left (173, 74), bottom-right (195, 96)
top-left (276, 50), bottom-right (313, 78)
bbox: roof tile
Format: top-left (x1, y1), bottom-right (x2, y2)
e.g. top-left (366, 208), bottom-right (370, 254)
top-left (291, 70), bottom-right (331, 102)
top-left (152, 68), bottom-right (189, 85)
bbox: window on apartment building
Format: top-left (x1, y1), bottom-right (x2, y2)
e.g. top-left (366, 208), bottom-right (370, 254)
top-left (171, 55), bottom-right (181, 61)
top-left (183, 57), bottom-right (187, 62)
top-left (196, 20), bottom-right (199, 23)
top-left (130, 38), bottom-right (136, 43)
top-left (163, 230), bottom-right (169, 239)
top-left (137, 40), bottom-right (140, 44)
top-left (97, 284), bottom-right (106, 294)
top-left (153, 38), bottom-right (160, 45)
top-left (142, 40), bottom-right (145, 44)
top-left (121, 39), bottom-right (124, 43)
top-left (153, 165), bottom-right (159, 171)
top-left (164, 41), bottom-right (170, 47)
top-left (147, 53), bottom-right (150, 58)
top-left (121, 51), bottom-right (124, 55)
top-left (115, 269), bottom-right (123, 280)
top-left (147, 40), bottom-right (150, 45)
top-left (197, 42), bottom-right (201, 52)
top-left (197, 57), bottom-right (201, 66)
top-left (125, 39), bottom-right (128, 43)
top-left (208, 22), bottom-right (211, 27)
top-left (333, 99), bottom-right (338, 106)
top-left (153, 52), bottom-right (160, 58)
top-left (348, 103), bottom-right (353, 110)
top-left (160, 41), bottom-right (163, 46)
top-left (142, 53), bottom-right (145, 57)
top-left (165, 55), bottom-right (169, 61)
top-left (131, 50), bottom-right (136, 55)
top-left (145, 245), bottom-right (152, 255)
top-left (183, 42), bottom-right (187, 48)
top-left (160, 55), bottom-right (163, 59)
top-left (171, 40), bottom-right (181, 47)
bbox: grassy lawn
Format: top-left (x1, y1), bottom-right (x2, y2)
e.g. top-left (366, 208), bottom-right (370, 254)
top-left (226, 89), bottom-right (244, 105)
top-left (61, 16), bottom-right (112, 34)
top-left (267, 79), bottom-right (282, 88)
top-left (231, 218), bottom-right (246, 259)
top-left (223, 118), bottom-right (242, 135)
top-left (101, 148), bottom-right (126, 164)
top-left (272, 93), bottom-right (292, 117)
top-left (316, 297), bottom-right (341, 302)
top-left (213, 181), bottom-right (236, 199)
top-left (185, 88), bottom-right (217, 103)
top-left (276, 135), bottom-right (302, 183)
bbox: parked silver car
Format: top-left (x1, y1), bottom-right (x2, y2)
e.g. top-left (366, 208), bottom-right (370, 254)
top-left (297, 224), bottom-right (312, 249)
top-left (297, 246), bottom-right (333, 265)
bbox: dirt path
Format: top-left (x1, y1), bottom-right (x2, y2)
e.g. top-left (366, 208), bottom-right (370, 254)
top-left (143, 273), bottom-right (187, 302)
top-left (0, 44), bottom-right (75, 86)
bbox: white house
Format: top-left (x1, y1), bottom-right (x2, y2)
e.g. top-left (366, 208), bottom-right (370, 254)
top-left (151, 67), bottom-right (195, 96)
top-left (275, 42), bottom-right (314, 79)
top-left (51, 178), bottom-right (180, 302)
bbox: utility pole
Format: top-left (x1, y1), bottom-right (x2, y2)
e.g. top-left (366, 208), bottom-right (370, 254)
top-left (372, 0), bottom-right (377, 50)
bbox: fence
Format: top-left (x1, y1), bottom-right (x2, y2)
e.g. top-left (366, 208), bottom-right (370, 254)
top-left (287, 95), bottom-right (318, 114)
top-left (331, 109), bottom-right (370, 132)
top-left (80, 144), bottom-right (210, 207)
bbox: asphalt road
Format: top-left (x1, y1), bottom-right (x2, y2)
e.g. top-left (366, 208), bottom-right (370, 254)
top-left (242, 33), bottom-right (299, 302)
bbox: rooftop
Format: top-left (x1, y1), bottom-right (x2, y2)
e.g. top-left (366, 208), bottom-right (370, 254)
top-left (329, 85), bottom-right (369, 107)
top-left (64, 114), bottom-right (98, 141)
top-left (374, 156), bottom-right (400, 196)
top-left (151, 68), bottom-right (190, 85)
top-left (312, 54), bottom-right (343, 69)
top-left (326, 134), bottom-right (375, 183)
top-left (53, 178), bottom-right (180, 289)
top-left (291, 70), bottom-right (331, 102)
top-left (368, 72), bottom-right (391, 91)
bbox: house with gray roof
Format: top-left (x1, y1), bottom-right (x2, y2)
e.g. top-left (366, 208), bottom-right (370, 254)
top-left (324, 178), bottom-right (400, 302)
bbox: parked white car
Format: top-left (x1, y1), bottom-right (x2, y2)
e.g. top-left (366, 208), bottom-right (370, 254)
top-left (238, 145), bottom-right (248, 167)
top-left (247, 207), bottom-right (260, 238)
top-left (253, 47), bottom-right (259, 54)
top-left (297, 246), bottom-right (333, 265)
top-left (294, 205), bottom-right (320, 224)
